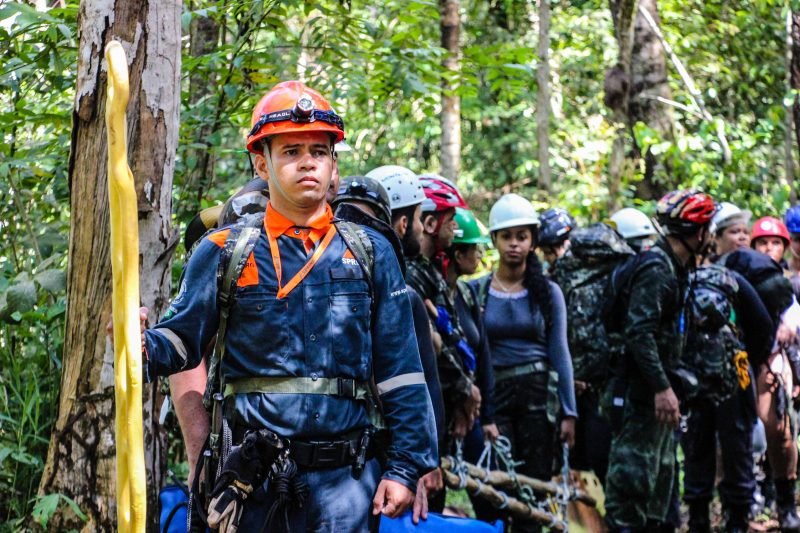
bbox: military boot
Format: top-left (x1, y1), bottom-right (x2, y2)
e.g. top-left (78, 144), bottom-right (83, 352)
top-left (724, 504), bottom-right (749, 533)
top-left (775, 478), bottom-right (800, 533)
top-left (687, 499), bottom-right (711, 533)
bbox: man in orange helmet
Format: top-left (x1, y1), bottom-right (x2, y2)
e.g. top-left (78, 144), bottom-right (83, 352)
top-left (138, 81), bottom-right (437, 531)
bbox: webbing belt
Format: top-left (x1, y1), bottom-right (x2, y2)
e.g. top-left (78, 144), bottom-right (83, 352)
top-left (224, 376), bottom-right (370, 400)
top-left (494, 360), bottom-right (549, 382)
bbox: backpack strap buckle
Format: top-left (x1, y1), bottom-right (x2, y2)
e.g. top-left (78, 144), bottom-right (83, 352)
top-left (337, 378), bottom-right (356, 399)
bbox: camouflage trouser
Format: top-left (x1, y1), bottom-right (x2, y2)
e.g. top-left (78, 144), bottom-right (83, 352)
top-left (605, 399), bottom-right (676, 530)
top-left (494, 370), bottom-right (553, 533)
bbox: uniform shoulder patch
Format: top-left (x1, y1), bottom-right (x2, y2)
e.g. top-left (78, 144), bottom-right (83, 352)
top-left (342, 248), bottom-right (358, 266)
top-left (207, 228), bottom-right (232, 248)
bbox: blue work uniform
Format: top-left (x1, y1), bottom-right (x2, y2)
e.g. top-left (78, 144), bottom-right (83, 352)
top-left (144, 203), bottom-right (437, 530)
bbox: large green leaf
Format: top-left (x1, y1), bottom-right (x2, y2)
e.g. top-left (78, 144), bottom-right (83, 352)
top-left (6, 280), bottom-right (36, 313)
top-left (34, 269), bottom-right (65, 293)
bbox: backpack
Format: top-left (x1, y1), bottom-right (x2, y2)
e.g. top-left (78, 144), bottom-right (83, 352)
top-left (721, 248), bottom-right (793, 322)
top-left (682, 264), bottom-right (745, 405)
top-left (552, 223), bottom-right (637, 384)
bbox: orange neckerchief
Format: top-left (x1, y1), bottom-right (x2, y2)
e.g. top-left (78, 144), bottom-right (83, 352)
top-left (264, 202), bottom-right (335, 299)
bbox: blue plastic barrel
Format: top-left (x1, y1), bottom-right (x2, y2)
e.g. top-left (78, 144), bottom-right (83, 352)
top-left (159, 484), bottom-right (188, 533)
top-left (380, 511), bottom-right (504, 532)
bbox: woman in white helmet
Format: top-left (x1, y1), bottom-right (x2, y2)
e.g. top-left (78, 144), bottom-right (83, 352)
top-left (470, 194), bottom-right (577, 531)
top-left (710, 202), bottom-right (752, 256)
top-left (609, 207), bottom-right (657, 252)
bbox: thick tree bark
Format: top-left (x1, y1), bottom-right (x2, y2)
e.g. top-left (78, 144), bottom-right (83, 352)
top-left (786, 9), bottom-right (796, 202)
top-left (440, 0), bottom-right (461, 182)
top-left (791, 10), bottom-right (800, 202)
top-left (38, 0), bottom-right (181, 530)
top-left (606, 0), bottom-right (639, 211)
top-left (536, 0), bottom-right (552, 191)
top-left (630, 0), bottom-right (674, 198)
top-left (183, 7), bottom-right (220, 213)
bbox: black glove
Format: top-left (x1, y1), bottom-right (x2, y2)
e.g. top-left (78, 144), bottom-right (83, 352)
top-left (207, 429), bottom-right (285, 533)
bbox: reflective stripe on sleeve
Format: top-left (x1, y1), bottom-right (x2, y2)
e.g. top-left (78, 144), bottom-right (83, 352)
top-left (375, 372), bottom-right (426, 395)
top-left (155, 327), bottom-right (188, 363)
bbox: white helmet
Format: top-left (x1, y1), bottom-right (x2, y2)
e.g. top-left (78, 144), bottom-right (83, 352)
top-left (709, 202), bottom-right (751, 234)
top-left (488, 193), bottom-right (539, 232)
top-left (610, 208), bottom-right (656, 240)
top-left (366, 165), bottom-right (424, 210)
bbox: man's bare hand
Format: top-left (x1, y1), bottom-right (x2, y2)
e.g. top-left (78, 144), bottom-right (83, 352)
top-left (482, 423), bottom-right (500, 442)
top-left (654, 387), bottom-right (680, 428)
top-left (106, 306), bottom-right (149, 349)
top-left (372, 479), bottom-right (415, 518)
top-left (422, 468), bottom-right (443, 492)
top-left (464, 384), bottom-right (481, 419)
top-left (452, 408), bottom-right (471, 439)
top-left (412, 476), bottom-right (429, 524)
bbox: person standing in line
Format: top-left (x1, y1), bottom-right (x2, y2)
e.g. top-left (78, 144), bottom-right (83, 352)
top-left (604, 189), bottom-right (716, 533)
top-left (124, 81), bottom-right (437, 532)
top-left (445, 207), bottom-right (501, 524)
top-left (471, 193), bottom-right (577, 532)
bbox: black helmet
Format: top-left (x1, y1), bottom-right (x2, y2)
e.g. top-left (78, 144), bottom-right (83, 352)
top-left (331, 176), bottom-right (392, 225)
top-left (538, 208), bottom-right (576, 247)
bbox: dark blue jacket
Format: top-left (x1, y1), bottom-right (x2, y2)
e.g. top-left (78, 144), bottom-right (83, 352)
top-left (144, 218), bottom-right (437, 491)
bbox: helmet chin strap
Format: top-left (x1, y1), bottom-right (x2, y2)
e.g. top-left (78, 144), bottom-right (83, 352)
top-left (262, 142), bottom-right (335, 203)
top-left (263, 144), bottom-right (286, 200)
top-left (675, 228), bottom-right (710, 270)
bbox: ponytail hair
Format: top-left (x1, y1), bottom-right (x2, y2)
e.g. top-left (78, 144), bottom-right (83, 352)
top-left (523, 249), bottom-right (553, 332)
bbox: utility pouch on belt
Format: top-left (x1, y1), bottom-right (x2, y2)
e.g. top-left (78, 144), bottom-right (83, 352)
top-left (667, 367), bottom-right (700, 406)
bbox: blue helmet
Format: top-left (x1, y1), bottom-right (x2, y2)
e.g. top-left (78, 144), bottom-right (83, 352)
top-left (785, 205), bottom-right (800, 234)
top-left (538, 208), bottom-right (576, 247)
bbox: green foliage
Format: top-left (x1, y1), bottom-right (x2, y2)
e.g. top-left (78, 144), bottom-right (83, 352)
top-left (30, 493), bottom-right (87, 529)
top-left (0, 1), bottom-right (75, 525)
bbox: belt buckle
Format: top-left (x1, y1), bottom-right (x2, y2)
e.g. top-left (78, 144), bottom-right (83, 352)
top-left (337, 378), bottom-right (356, 399)
top-left (312, 441), bottom-right (343, 468)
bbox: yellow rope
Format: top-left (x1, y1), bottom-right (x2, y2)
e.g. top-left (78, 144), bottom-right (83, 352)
top-left (105, 40), bottom-right (146, 533)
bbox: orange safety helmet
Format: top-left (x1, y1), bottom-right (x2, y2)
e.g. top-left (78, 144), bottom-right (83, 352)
top-left (246, 81), bottom-right (345, 154)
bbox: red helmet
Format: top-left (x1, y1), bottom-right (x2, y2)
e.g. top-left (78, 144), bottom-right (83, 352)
top-left (418, 174), bottom-right (468, 213)
top-left (751, 216), bottom-right (790, 246)
top-left (656, 189), bottom-right (716, 235)
top-left (246, 81), bottom-right (345, 154)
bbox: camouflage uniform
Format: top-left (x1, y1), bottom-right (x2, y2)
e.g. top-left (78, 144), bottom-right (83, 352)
top-left (405, 256), bottom-right (474, 422)
top-left (605, 239), bottom-right (688, 531)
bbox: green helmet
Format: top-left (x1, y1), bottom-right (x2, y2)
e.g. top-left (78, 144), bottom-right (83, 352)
top-left (453, 208), bottom-right (490, 244)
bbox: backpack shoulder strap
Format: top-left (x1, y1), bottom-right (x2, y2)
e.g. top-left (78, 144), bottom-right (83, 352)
top-left (203, 215), bottom-right (263, 407)
top-left (477, 274), bottom-right (492, 312)
top-left (457, 279), bottom-right (475, 309)
top-left (331, 220), bottom-right (387, 429)
top-left (334, 220), bottom-right (375, 288)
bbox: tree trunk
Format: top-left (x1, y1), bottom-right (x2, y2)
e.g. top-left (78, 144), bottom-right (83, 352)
top-left (440, 0), bottom-right (461, 182)
top-left (38, 0), bottom-right (181, 530)
top-left (791, 10), bottom-right (800, 202)
top-left (786, 8), bottom-right (796, 202)
top-left (536, 0), bottom-right (552, 191)
top-left (606, 0), bottom-right (639, 211)
top-left (183, 6), bottom-right (220, 215)
top-left (629, 0), bottom-right (674, 198)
